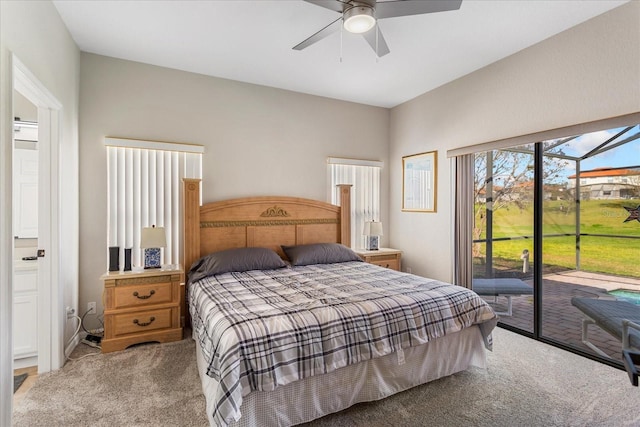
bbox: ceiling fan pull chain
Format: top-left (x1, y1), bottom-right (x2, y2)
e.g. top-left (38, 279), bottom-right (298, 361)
top-left (340, 19), bottom-right (343, 63)
top-left (375, 23), bottom-right (379, 62)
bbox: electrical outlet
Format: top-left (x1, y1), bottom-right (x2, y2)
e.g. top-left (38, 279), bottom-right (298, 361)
top-left (66, 306), bottom-right (75, 319)
top-left (406, 267), bottom-right (412, 274)
top-left (87, 301), bottom-right (96, 315)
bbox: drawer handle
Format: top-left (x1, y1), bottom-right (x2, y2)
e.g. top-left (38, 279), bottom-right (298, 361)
top-left (133, 290), bottom-right (155, 300)
top-left (133, 316), bottom-right (156, 327)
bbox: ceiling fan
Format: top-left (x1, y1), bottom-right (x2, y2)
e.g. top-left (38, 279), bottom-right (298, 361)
top-left (293, 0), bottom-right (463, 57)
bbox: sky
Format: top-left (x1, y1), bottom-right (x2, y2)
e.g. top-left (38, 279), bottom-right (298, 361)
top-left (557, 125), bottom-right (640, 173)
top-left (533, 125), bottom-right (640, 183)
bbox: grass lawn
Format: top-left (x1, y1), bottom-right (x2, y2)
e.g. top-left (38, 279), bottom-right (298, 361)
top-left (475, 199), bottom-right (640, 278)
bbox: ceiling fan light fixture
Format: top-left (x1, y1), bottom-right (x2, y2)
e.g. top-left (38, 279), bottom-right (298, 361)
top-left (343, 5), bottom-right (376, 34)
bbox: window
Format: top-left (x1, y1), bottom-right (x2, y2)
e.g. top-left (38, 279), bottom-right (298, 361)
top-left (328, 157), bottom-right (382, 249)
top-left (105, 138), bottom-right (203, 270)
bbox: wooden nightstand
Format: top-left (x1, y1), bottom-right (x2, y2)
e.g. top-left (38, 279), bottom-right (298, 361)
top-left (355, 248), bottom-right (402, 271)
top-left (101, 265), bottom-right (183, 353)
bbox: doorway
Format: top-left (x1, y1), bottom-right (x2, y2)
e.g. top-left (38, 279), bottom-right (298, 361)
top-left (11, 55), bottom-right (63, 376)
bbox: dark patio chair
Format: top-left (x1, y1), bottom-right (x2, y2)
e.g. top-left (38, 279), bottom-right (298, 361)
top-left (623, 350), bottom-right (639, 387)
top-left (472, 278), bottom-right (533, 316)
top-left (571, 297), bottom-right (640, 360)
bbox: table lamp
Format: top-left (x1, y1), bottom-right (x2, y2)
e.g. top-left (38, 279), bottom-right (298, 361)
top-left (363, 221), bottom-right (383, 251)
top-left (140, 225), bottom-right (166, 269)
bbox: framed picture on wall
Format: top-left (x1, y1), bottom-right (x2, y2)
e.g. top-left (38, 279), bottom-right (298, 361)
top-left (402, 151), bottom-right (437, 212)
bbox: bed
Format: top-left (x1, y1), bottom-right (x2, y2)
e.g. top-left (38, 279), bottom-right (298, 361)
top-left (182, 179), bottom-right (498, 427)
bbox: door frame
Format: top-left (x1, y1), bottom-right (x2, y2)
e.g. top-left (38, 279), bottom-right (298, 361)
top-left (11, 55), bottom-right (63, 373)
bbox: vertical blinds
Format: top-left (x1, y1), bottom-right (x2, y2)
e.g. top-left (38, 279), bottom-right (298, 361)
top-left (105, 138), bottom-right (203, 269)
top-left (328, 157), bottom-right (382, 249)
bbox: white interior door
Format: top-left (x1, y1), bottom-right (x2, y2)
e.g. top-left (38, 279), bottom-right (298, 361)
top-left (12, 148), bottom-right (38, 239)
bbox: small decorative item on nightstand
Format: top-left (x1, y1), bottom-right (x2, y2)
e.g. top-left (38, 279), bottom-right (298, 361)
top-left (108, 246), bottom-right (119, 272)
top-left (123, 248), bottom-right (132, 271)
top-left (363, 221), bottom-right (383, 251)
top-left (140, 225), bottom-right (166, 269)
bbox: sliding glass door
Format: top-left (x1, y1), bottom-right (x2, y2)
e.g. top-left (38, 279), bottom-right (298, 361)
top-left (473, 147), bottom-right (535, 333)
top-left (540, 128), bottom-right (640, 361)
top-left (471, 123), bottom-right (640, 365)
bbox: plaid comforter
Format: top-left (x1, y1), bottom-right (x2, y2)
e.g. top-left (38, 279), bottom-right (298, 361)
top-left (189, 261), bottom-right (497, 426)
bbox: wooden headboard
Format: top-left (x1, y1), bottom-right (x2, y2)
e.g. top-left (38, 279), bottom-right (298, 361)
top-left (182, 179), bottom-right (352, 277)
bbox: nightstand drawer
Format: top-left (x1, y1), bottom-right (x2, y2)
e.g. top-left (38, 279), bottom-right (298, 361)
top-left (370, 258), bottom-right (400, 271)
top-left (112, 308), bottom-right (173, 336)
top-left (113, 281), bottom-right (173, 309)
top-left (355, 248), bottom-right (402, 272)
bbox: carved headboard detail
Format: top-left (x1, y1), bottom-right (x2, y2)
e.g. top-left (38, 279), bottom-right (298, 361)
top-left (182, 179), bottom-right (352, 277)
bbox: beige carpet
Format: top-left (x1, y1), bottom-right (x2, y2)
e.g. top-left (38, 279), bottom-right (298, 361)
top-left (12, 328), bottom-right (640, 426)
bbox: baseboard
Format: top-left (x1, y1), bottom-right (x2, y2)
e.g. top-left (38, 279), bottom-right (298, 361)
top-left (13, 356), bottom-right (37, 370)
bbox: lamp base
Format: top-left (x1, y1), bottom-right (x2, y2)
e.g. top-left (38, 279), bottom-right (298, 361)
top-left (144, 247), bottom-right (162, 269)
top-left (365, 236), bottom-right (379, 251)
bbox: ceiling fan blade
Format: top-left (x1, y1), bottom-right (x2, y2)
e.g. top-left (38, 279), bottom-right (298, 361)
top-left (303, 0), bottom-right (350, 14)
top-left (293, 17), bottom-right (342, 51)
top-left (375, 0), bottom-right (463, 19)
top-left (362, 26), bottom-right (390, 57)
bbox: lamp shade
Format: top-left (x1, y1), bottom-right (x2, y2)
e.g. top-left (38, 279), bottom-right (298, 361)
top-left (363, 221), bottom-right (383, 236)
top-left (140, 226), bottom-right (166, 248)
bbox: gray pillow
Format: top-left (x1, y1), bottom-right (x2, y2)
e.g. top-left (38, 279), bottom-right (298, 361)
top-left (188, 247), bottom-right (286, 283)
top-left (281, 243), bottom-right (362, 266)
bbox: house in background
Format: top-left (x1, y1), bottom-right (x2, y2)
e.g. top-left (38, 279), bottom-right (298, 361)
top-left (1, 1), bottom-right (639, 424)
top-left (568, 167), bottom-right (640, 200)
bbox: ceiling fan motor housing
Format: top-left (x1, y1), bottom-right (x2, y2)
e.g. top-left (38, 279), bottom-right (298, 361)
top-left (350, 0), bottom-right (376, 8)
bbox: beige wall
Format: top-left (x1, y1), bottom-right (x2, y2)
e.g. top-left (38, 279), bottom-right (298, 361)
top-left (389, 2), bottom-right (640, 282)
top-left (78, 53), bottom-right (390, 319)
top-left (1, 0), bottom-right (80, 421)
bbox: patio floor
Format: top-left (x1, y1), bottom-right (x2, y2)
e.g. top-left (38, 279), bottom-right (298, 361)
top-left (481, 270), bottom-right (640, 362)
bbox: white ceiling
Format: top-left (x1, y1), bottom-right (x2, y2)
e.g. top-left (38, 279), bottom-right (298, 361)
top-left (52, 0), bottom-right (628, 108)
